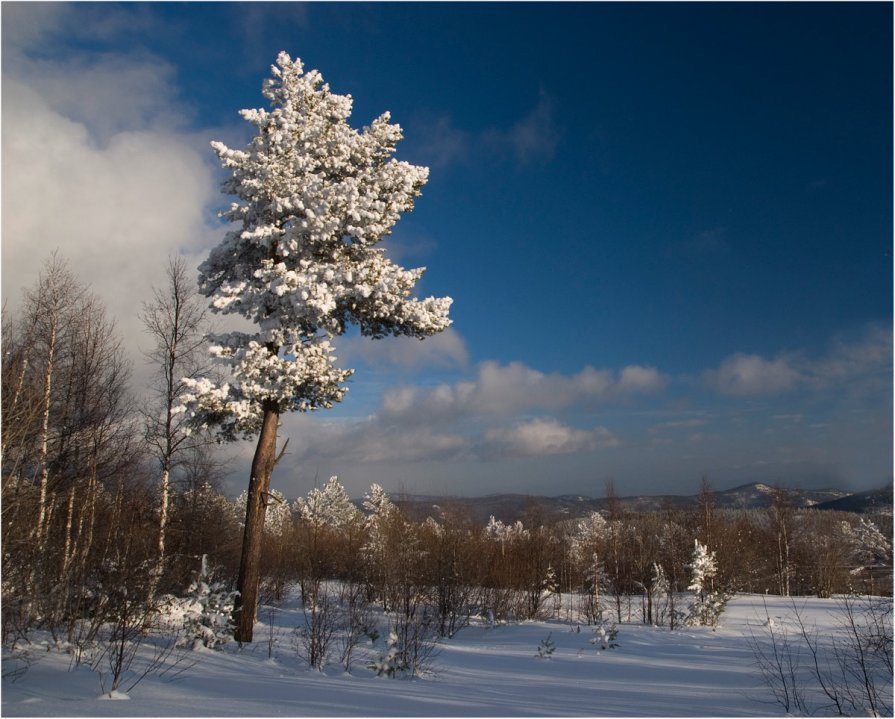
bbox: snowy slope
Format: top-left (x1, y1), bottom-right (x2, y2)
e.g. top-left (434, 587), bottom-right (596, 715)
top-left (0, 594), bottom-right (882, 717)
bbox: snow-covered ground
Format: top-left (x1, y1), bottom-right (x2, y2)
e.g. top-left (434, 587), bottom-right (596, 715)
top-left (2, 593), bottom-right (889, 717)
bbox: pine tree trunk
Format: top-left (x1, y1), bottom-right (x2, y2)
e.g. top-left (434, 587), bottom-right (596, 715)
top-left (233, 401), bottom-right (280, 643)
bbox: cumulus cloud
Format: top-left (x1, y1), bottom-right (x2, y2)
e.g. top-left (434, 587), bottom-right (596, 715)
top-left (811, 325), bottom-right (892, 389)
top-left (9, 54), bottom-right (191, 142)
top-left (278, 414), bottom-right (467, 466)
top-left (2, 7), bottom-right (222, 389)
top-left (480, 418), bottom-right (618, 459)
top-left (381, 360), bottom-right (667, 423)
top-left (276, 359), bottom-right (646, 466)
top-left (279, 411), bottom-right (618, 467)
top-left (704, 326), bottom-right (892, 397)
top-left (618, 365), bottom-right (667, 393)
top-left (2, 3), bottom-right (159, 54)
top-left (705, 353), bottom-right (802, 396)
top-left (336, 327), bottom-right (469, 372)
top-left (283, 415), bottom-right (469, 464)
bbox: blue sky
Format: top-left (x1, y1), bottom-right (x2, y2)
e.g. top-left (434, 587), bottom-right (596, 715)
top-left (3, 2), bottom-right (892, 500)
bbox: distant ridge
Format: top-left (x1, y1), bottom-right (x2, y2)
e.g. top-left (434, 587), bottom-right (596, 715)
top-left (389, 481), bottom-right (889, 525)
top-left (813, 485), bottom-right (893, 514)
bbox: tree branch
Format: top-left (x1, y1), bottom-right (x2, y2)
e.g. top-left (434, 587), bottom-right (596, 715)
top-left (273, 437), bottom-right (290, 468)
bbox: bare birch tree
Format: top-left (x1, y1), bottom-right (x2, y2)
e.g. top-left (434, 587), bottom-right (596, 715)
top-left (141, 256), bottom-right (210, 589)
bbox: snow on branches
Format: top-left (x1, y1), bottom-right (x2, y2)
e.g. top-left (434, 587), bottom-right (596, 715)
top-left (293, 475), bottom-right (363, 531)
top-left (180, 52), bottom-right (453, 440)
top-left (686, 539), bottom-right (729, 628)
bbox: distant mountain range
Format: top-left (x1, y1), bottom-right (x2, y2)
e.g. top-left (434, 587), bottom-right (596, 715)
top-left (390, 482), bottom-right (893, 525)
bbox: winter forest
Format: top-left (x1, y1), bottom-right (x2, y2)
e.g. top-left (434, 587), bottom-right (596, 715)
top-left (2, 50), bottom-right (893, 717)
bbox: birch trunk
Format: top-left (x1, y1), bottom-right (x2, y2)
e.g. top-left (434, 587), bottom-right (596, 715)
top-left (158, 467), bottom-right (170, 562)
top-left (35, 319), bottom-right (57, 549)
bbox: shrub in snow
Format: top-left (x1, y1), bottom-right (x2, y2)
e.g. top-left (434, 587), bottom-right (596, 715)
top-left (335, 582), bottom-right (375, 673)
top-left (160, 556), bottom-right (236, 649)
top-left (368, 611), bottom-right (438, 679)
top-left (590, 622), bottom-right (619, 651)
top-left (369, 630), bottom-right (402, 678)
top-left (294, 590), bottom-right (339, 671)
top-left (536, 633), bottom-right (556, 659)
top-left (748, 594), bottom-right (892, 717)
top-left (393, 607), bottom-right (439, 678)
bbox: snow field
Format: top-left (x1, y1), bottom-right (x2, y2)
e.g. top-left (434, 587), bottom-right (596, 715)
top-left (1, 593), bottom-right (888, 717)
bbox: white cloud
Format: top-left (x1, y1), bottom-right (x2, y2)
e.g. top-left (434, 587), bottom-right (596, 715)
top-left (618, 365), bottom-right (667, 393)
top-left (480, 418), bottom-right (618, 459)
top-left (704, 327), bottom-right (892, 398)
top-left (1, 3), bottom-right (66, 51)
top-left (277, 414), bottom-right (466, 466)
top-left (8, 54), bottom-right (191, 142)
top-left (705, 353), bottom-right (802, 396)
top-left (811, 325), bottom-right (892, 389)
top-left (278, 411), bottom-right (618, 467)
top-left (2, 78), bottom-right (218, 382)
top-left (2, 12), bottom-right (221, 390)
top-left (336, 327), bottom-right (469, 372)
top-left (381, 360), bottom-right (667, 423)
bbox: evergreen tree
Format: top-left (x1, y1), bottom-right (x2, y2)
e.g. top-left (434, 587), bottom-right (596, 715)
top-left (686, 539), bottom-right (727, 628)
top-left (234, 487), bottom-right (291, 538)
top-left (180, 53), bottom-right (452, 641)
top-left (294, 475), bottom-right (363, 530)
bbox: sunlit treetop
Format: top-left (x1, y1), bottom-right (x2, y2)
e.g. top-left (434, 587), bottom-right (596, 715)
top-left (181, 52), bottom-right (453, 440)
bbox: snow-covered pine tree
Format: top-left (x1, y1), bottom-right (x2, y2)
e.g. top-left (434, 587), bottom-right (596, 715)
top-left (369, 630), bottom-right (401, 677)
top-left (589, 622), bottom-right (619, 650)
top-left (160, 554), bottom-right (237, 650)
top-left (234, 487), bottom-right (291, 538)
top-left (570, 511), bottom-right (610, 624)
top-left (650, 562), bottom-right (670, 627)
top-left (180, 53), bottom-right (452, 641)
top-left (849, 518), bottom-right (892, 571)
top-left (361, 483), bottom-right (401, 608)
top-left (685, 539), bottom-right (727, 628)
top-left (294, 475), bottom-right (363, 531)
